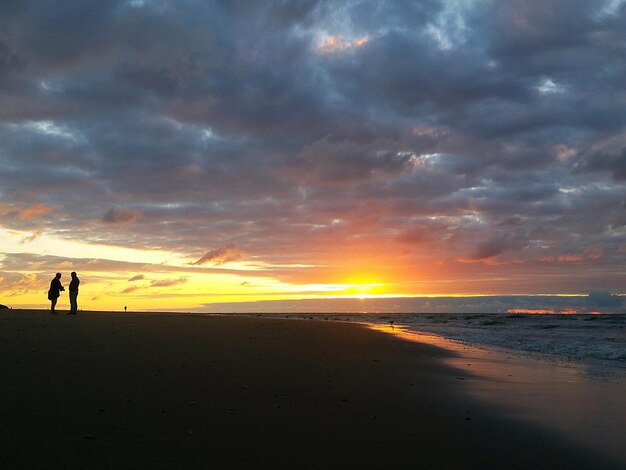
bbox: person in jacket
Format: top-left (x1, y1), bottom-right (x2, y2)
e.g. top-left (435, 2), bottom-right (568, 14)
top-left (68, 272), bottom-right (80, 315)
top-left (48, 273), bottom-right (64, 313)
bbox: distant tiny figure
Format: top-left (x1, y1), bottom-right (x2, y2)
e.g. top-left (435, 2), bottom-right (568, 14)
top-left (124, 306), bottom-right (127, 313)
top-left (68, 271), bottom-right (80, 315)
top-left (48, 273), bottom-right (65, 313)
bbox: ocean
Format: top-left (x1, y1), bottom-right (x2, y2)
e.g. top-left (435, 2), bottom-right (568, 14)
top-left (266, 312), bottom-right (626, 377)
top-left (367, 312), bottom-right (625, 360)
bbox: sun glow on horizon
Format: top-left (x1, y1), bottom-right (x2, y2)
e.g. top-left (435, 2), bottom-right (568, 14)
top-left (2, 227), bottom-right (624, 313)
top-left (0, 229), bottom-right (400, 310)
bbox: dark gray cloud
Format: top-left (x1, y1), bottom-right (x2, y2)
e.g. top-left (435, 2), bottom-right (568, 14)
top-left (0, 0), bottom-right (625, 295)
top-left (102, 208), bottom-right (141, 225)
top-left (471, 236), bottom-right (519, 260)
top-left (0, 37), bottom-right (21, 79)
top-left (200, 294), bottom-right (625, 314)
top-left (192, 244), bottom-right (245, 265)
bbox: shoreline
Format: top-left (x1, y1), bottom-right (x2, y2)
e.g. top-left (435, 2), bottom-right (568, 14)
top-left (367, 323), bottom-right (626, 464)
top-left (1, 310), bottom-right (623, 468)
top-left (217, 311), bottom-right (626, 462)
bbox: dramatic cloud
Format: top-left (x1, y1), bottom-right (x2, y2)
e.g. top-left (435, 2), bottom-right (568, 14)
top-left (0, 0), bottom-right (625, 310)
top-left (128, 274), bottom-right (145, 282)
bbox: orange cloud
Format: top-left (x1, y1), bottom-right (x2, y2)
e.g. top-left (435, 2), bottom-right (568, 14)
top-left (557, 254), bottom-right (583, 262)
top-left (317, 35), bottom-right (369, 54)
top-left (18, 203), bottom-right (53, 220)
top-left (0, 203), bottom-right (52, 220)
top-left (557, 247), bottom-right (603, 262)
top-left (507, 308), bottom-right (555, 314)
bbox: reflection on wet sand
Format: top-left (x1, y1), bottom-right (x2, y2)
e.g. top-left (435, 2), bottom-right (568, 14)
top-left (368, 323), bottom-right (626, 463)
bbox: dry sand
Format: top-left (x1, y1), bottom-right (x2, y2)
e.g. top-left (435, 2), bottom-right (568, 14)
top-left (0, 310), bottom-right (622, 469)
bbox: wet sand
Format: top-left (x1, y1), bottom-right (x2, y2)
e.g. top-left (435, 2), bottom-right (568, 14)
top-left (368, 323), bottom-right (626, 463)
top-left (0, 310), bottom-right (622, 469)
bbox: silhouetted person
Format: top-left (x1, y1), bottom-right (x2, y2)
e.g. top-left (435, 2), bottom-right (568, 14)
top-left (48, 273), bottom-right (64, 313)
top-left (68, 271), bottom-right (80, 315)
top-left (124, 305), bottom-right (127, 313)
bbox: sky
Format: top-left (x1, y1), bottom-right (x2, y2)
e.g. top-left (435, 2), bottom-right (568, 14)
top-left (0, 0), bottom-right (625, 313)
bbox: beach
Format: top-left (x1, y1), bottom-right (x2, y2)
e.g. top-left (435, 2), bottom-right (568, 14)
top-left (0, 311), bottom-right (623, 469)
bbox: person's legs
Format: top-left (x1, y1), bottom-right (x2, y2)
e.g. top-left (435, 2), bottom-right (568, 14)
top-left (51, 298), bottom-right (57, 312)
top-left (69, 292), bottom-right (78, 314)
